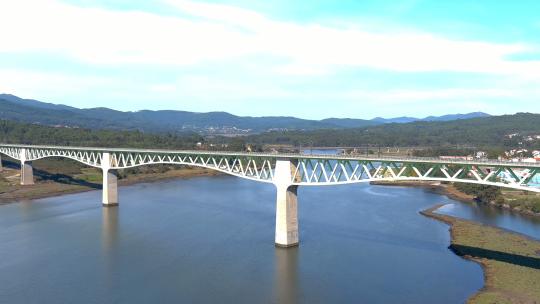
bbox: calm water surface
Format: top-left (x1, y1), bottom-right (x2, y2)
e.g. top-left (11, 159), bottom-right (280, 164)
top-left (0, 176), bottom-right (485, 303)
top-left (437, 201), bottom-right (540, 240)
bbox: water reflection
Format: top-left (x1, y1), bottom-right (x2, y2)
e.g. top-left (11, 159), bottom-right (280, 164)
top-left (101, 206), bottom-right (119, 253)
top-left (17, 200), bottom-right (34, 218)
top-left (274, 247), bottom-right (299, 304)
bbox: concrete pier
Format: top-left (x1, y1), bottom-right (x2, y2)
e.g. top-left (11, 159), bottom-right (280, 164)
top-left (20, 162), bottom-right (34, 185)
top-left (0, 155), bottom-right (3, 172)
top-left (19, 148), bottom-right (34, 185)
top-left (274, 160), bottom-right (300, 247)
top-left (102, 152), bottom-right (118, 207)
top-left (102, 170), bottom-right (118, 206)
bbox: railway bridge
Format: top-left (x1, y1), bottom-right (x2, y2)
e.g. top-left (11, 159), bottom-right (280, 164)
top-left (1, 144), bottom-right (539, 247)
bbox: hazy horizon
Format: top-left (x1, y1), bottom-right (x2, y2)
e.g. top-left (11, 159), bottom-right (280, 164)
top-left (0, 92), bottom-right (506, 121)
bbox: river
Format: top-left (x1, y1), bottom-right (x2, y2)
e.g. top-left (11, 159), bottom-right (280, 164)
top-left (436, 200), bottom-right (540, 240)
top-left (0, 176), bottom-right (493, 303)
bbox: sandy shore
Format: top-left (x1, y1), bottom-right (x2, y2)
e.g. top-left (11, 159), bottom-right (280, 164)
top-left (0, 167), bottom-right (220, 204)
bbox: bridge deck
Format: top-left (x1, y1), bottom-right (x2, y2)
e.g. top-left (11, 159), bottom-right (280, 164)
top-left (1, 143), bottom-right (539, 168)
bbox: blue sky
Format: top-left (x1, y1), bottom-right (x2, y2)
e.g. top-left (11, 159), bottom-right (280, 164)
top-left (0, 0), bottom-right (539, 119)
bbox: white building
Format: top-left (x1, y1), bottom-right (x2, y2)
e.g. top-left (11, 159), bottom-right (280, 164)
top-left (506, 133), bottom-right (519, 138)
top-left (475, 151), bottom-right (487, 159)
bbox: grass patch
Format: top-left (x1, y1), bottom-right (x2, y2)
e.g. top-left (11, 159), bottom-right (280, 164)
top-left (422, 206), bottom-right (540, 303)
top-left (452, 183), bottom-right (540, 215)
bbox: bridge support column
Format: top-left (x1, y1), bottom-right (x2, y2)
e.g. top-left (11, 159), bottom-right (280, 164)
top-left (19, 149), bottom-right (34, 185)
top-left (0, 155), bottom-right (3, 172)
top-left (274, 160), bottom-right (300, 248)
top-left (102, 152), bottom-right (118, 207)
top-left (20, 162), bottom-right (34, 185)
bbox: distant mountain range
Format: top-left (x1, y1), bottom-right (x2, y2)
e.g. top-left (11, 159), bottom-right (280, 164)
top-left (369, 112), bottom-right (491, 124)
top-left (325, 112), bottom-right (490, 127)
top-left (0, 94), bottom-right (490, 134)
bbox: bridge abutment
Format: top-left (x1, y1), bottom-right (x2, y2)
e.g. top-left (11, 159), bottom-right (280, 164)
top-left (274, 160), bottom-right (300, 248)
top-left (102, 152), bottom-right (118, 207)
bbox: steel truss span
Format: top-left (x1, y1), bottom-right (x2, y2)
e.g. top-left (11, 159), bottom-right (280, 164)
top-left (291, 158), bottom-right (540, 192)
top-left (1, 144), bottom-right (539, 192)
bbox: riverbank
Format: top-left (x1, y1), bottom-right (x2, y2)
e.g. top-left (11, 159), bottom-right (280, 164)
top-left (421, 204), bottom-right (540, 303)
top-left (372, 180), bottom-right (540, 218)
top-left (0, 166), bottom-right (219, 204)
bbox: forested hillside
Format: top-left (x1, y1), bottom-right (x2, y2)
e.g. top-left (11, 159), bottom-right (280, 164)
top-left (1, 107), bottom-right (539, 152)
top-left (0, 94), bottom-right (350, 133)
top-left (0, 94), bottom-right (489, 134)
top-left (0, 120), bottom-right (202, 149)
top-left (246, 113), bottom-right (540, 149)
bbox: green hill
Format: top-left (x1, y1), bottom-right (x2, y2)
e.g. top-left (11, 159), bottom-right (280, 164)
top-left (247, 113), bottom-right (540, 149)
top-left (0, 94), bottom-right (489, 134)
top-left (0, 119), bottom-right (202, 149)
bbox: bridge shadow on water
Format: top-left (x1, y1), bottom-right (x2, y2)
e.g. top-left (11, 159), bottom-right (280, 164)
top-left (449, 244), bottom-right (540, 270)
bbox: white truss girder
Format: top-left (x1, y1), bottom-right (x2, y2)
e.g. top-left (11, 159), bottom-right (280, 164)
top-left (1, 144), bottom-right (539, 192)
top-left (291, 159), bottom-right (540, 192)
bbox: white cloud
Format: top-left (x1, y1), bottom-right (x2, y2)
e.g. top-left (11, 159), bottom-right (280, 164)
top-left (343, 88), bottom-right (518, 103)
top-left (0, 0), bottom-right (539, 118)
top-left (0, 0), bottom-right (258, 65)
top-left (0, 69), bottom-right (115, 98)
top-left (1, 0), bottom-right (539, 79)
top-left (150, 75), bottom-right (294, 100)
